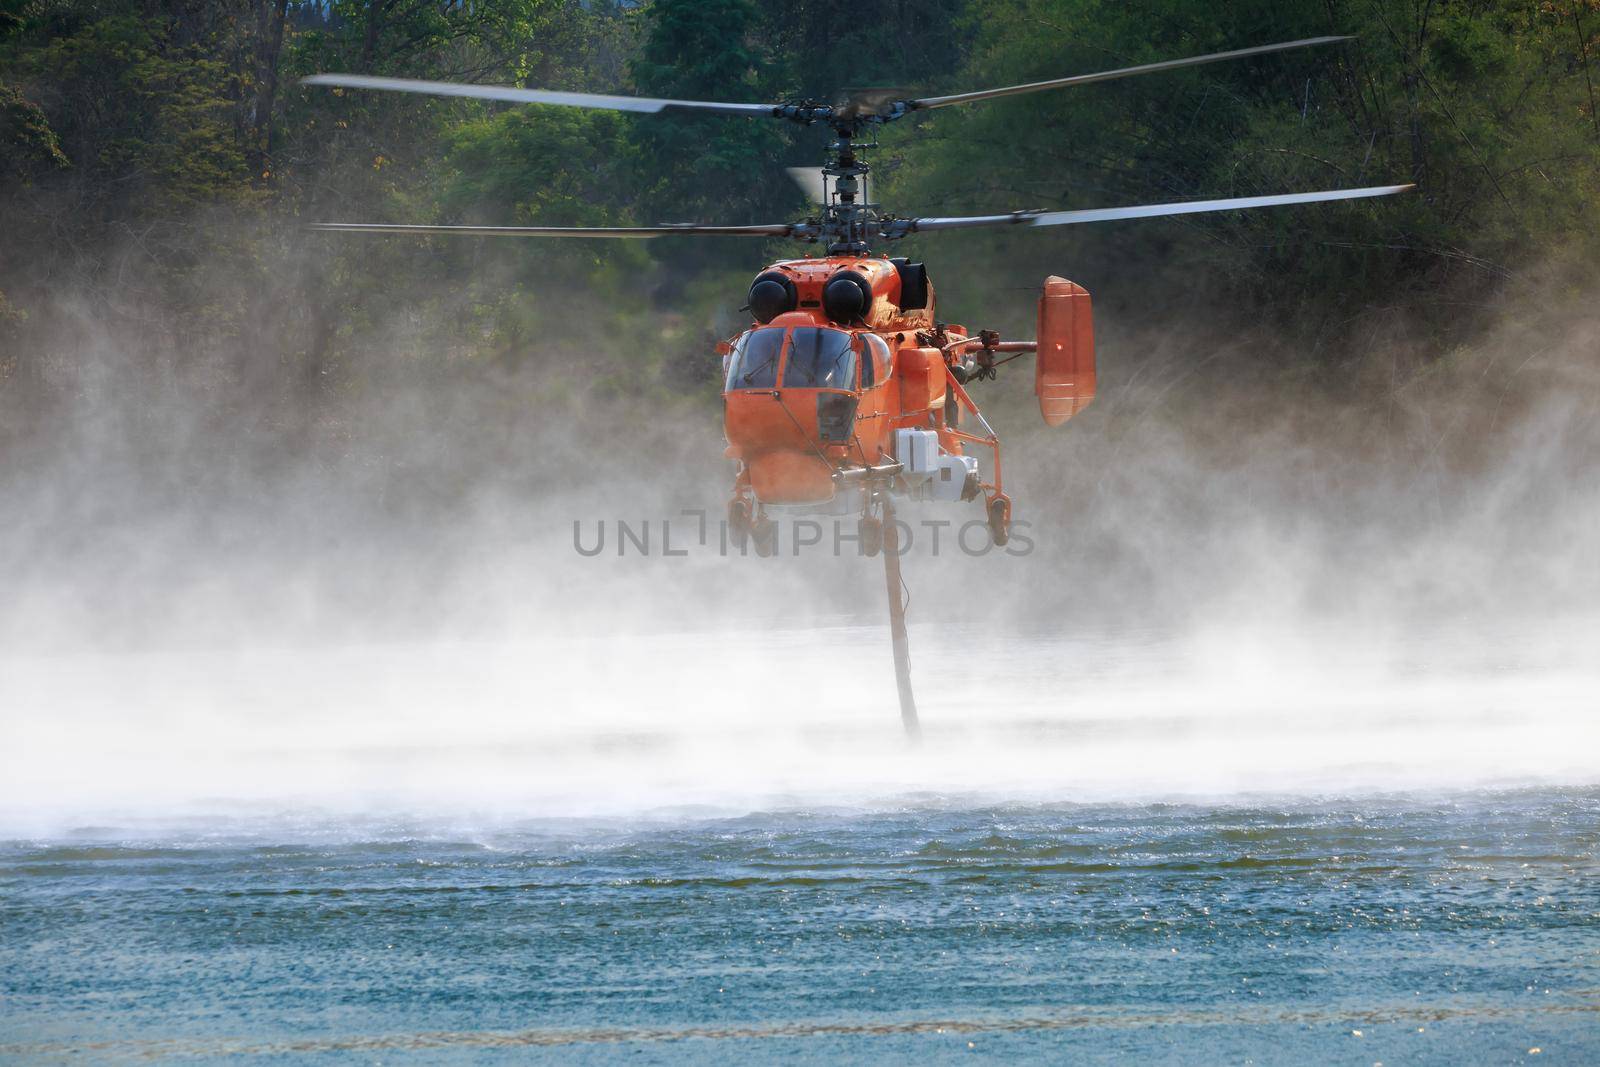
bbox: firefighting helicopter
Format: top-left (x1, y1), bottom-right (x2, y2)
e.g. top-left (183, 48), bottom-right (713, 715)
top-left (304, 36), bottom-right (1411, 555)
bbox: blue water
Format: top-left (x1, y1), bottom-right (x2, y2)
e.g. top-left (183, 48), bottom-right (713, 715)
top-left (3, 791), bottom-right (1597, 1063)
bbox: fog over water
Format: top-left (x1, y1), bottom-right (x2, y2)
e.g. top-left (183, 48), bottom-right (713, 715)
top-left (2, 264), bottom-right (1598, 832)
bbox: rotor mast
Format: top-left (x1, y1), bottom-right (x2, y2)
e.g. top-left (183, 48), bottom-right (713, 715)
top-left (774, 103), bottom-right (890, 256)
top-left (819, 124), bottom-right (878, 256)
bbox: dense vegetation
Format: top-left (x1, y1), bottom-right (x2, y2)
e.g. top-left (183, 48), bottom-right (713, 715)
top-left (2, 0), bottom-right (1598, 423)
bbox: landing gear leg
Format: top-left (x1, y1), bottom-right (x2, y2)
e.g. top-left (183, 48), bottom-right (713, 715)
top-left (751, 510), bottom-right (777, 557)
top-left (987, 494), bottom-right (1012, 547)
top-left (858, 510), bottom-right (884, 557)
top-left (728, 497), bottom-right (752, 552)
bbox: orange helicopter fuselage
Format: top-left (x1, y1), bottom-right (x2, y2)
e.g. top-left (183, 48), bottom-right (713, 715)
top-left (722, 256), bottom-right (966, 506)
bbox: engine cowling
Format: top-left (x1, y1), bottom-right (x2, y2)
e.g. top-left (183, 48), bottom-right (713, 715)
top-left (821, 271), bottom-right (873, 324)
top-left (747, 271), bottom-right (798, 323)
top-left (742, 259), bottom-right (935, 330)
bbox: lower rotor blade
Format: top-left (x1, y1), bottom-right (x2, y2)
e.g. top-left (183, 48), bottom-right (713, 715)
top-left (785, 167), bottom-right (828, 206)
top-left (905, 184), bottom-right (1414, 233)
top-left (301, 74), bottom-right (778, 118)
top-left (308, 222), bottom-right (798, 238)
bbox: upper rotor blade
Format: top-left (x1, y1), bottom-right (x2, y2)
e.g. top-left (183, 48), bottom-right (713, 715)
top-left (301, 74), bottom-right (778, 117)
top-left (785, 167), bottom-right (829, 206)
top-left (308, 222), bottom-right (798, 238)
top-left (908, 36), bottom-right (1352, 111)
top-left (905, 184), bottom-right (1414, 233)
top-left (837, 86), bottom-right (915, 120)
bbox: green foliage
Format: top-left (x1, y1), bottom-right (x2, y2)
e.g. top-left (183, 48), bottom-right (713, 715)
top-left (1, 0), bottom-right (1598, 414)
top-left (445, 107), bottom-right (632, 227)
top-left (759, 0), bottom-right (967, 101)
top-left (622, 0), bottom-right (969, 229)
top-left (0, 83), bottom-right (68, 178)
top-left (628, 0), bottom-right (797, 240)
top-left (8, 12), bottom-right (249, 217)
top-left (882, 0), bottom-right (1600, 342)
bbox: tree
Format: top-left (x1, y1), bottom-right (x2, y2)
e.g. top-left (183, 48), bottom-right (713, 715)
top-left (629, 0), bottom-right (796, 231)
top-left (880, 0), bottom-right (1600, 346)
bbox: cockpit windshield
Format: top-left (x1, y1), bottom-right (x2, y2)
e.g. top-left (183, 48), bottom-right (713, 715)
top-left (783, 327), bottom-right (856, 389)
top-left (725, 327), bottom-right (784, 389)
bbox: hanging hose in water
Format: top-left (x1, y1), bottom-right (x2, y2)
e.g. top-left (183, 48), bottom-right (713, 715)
top-left (879, 498), bottom-right (920, 741)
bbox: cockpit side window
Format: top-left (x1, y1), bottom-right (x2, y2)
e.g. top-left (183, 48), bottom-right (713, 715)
top-left (863, 334), bottom-right (891, 386)
top-left (783, 327), bottom-right (856, 389)
top-left (725, 327), bottom-right (785, 390)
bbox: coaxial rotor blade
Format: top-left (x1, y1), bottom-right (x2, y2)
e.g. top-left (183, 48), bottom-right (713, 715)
top-left (308, 222), bottom-right (800, 238)
top-left (785, 167), bottom-right (829, 205)
top-left (301, 74), bottom-right (778, 117)
top-left (306, 38), bottom-right (1356, 127)
top-left (836, 86), bottom-right (914, 120)
top-left (900, 184), bottom-right (1413, 234)
top-left (907, 36), bottom-right (1352, 112)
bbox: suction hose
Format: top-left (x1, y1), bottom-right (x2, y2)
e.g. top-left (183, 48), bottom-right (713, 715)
top-left (880, 499), bottom-right (921, 742)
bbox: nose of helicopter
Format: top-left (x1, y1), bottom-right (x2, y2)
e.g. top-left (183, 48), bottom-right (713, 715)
top-left (724, 388), bottom-right (846, 504)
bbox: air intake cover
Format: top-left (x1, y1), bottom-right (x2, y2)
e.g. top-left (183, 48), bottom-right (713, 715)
top-left (748, 271), bottom-right (798, 323)
top-left (822, 271), bottom-right (873, 323)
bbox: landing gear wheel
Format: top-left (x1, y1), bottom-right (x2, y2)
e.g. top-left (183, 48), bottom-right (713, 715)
top-left (858, 515), bottom-right (883, 557)
top-left (751, 515), bottom-right (777, 557)
top-left (728, 498), bottom-right (752, 551)
top-left (987, 497), bottom-right (1011, 547)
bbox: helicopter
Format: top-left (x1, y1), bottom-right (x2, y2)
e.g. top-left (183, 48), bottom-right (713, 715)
top-left (304, 35), bottom-right (1411, 556)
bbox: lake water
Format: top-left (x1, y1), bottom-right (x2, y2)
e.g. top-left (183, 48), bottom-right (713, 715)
top-left (3, 623), bottom-right (1598, 1063)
